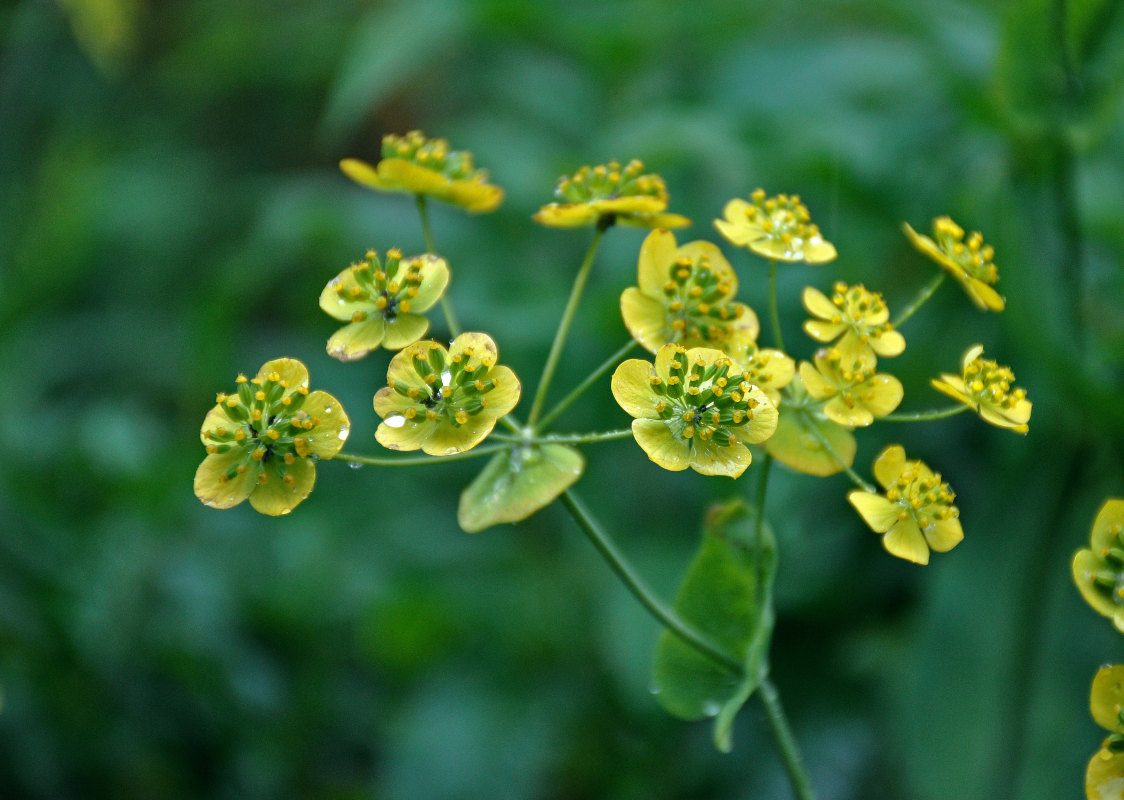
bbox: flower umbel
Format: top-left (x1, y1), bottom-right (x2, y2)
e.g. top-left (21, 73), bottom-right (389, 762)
top-left (319, 249), bottom-right (449, 361)
top-left (848, 444), bottom-right (962, 564)
top-left (903, 217), bottom-right (1004, 311)
top-left (340, 131), bottom-right (503, 213)
top-left (802, 282), bottom-right (905, 368)
top-left (930, 344), bottom-right (1031, 434)
top-left (714, 188), bottom-right (836, 264)
top-left (611, 343), bottom-right (778, 478)
top-left (194, 359), bottom-right (350, 515)
top-left (1072, 500), bottom-right (1124, 632)
top-left (799, 348), bottom-right (903, 427)
top-left (621, 229), bottom-right (759, 353)
top-left (533, 159), bottom-right (690, 229)
top-left (1086, 665), bottom-right (1124, 800)
top-left (373, 332), bottom-right (520, 456)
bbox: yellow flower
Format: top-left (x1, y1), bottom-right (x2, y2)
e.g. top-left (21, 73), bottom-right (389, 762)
top-left (902, 217), bottom-right (1004, 311)
top-left (847, 445), bottom-right (963, 564)
top-left (611, 343), bottom-right (778, 478)
top-left (802, 282), bottom-right (905, 368)
top-left (373, 333), bottom-right (520, 456)
top-left (620, 229), bottom-right (759, 353)
top-left (930, 344), bottom-right (1031, 434)
top-left (194, 359), bottom-right (350, 516)
top-left (1086, 665), bottom-right (1124, 800)
top-left (533, 159), bottom-right (690, 229)
top-left (340, 131), bottom-right (503, 213)
top-left (319, 248), bottom-right (449, 361)
top-left (799, 348), bottom-right (903, 427)
top-left (764, 375), bottom-right (857, 477)
top-left (714, 188), bottom-right (836, 264)
top-left (721, 337), bottom-right (795, 406)
top-left (1072, 500), bottom-right (1124, 632)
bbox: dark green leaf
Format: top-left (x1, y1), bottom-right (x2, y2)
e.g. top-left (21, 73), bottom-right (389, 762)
top-left (457, 444), bottom-right (584, 533)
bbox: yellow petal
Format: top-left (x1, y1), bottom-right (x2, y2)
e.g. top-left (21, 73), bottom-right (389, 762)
top-left (963, 277), bottom-right (1005, 312)
top-left (870, 329), bottom-right (906, 357)
top-left (381, 313), bottom-right (430, 350)
top-left (678, 241), bottom-right (736, 293)
top-left (482, 365), bottom-right (521, 417)
top-left (832, 331), bottom-right (877, 371)
top-left (533, 203), bottom-right (600, 228)
top-left (801, 238), bottom-right (837, 264)
top-left (824, 396), bottom-right (874, 428)
top-left (318, 267), bottom-right (373, 322)
top-left (302, 390), bottom-right (350, 459)
top-left (728, 303), bottom-right (760, 342)
top-left (339, 158), bottom-right (384, 190)
top-left (872, 444), bottom-right (907, 489)
top-left (882, 518), bottom-right (930, 564)
top-left (804, 319), bottom-right (847, 343)
top-left (924, 517), bottom-right (963, 552)
top-left (653, 341), bottom-right (687, 378)
top-left (978, 404), bottom-right (1029, 433)
top-left (713, 198), bottom-right (755, 246)
top-left (326, 317), bottom-right (388, 362)
top-left (1092, 500), bottom-right (1124, 552)
top-left (931, 375), bottom-right (973, 407)
top-left (734, 387), bottom-right (779, 444)
top-left (249, 458), bottom-right (315, 516)
top-left (1091, 665), bottom-right (1124, 732)
top-left (422, 416), bottom-right (496, 456)
top-left (449, 331), bottom-right (499, 370)
top-left (255, 358), bottom-right (309, 390)
top-left (376, 158), bottom-right (447, 196)
top-left (194, 450), bottom-right (258, 510)
top-left (631, 418), bottom-right (691, 471)
top-left (1086, 747), bottom-right (1124, 800)
top-left (848, 491), bottom-right (900, 533)
top-left (801, 286), bottom-right (837, 320)
top-left (611, 358), bottom-right (659, 419)
top-left (373, 385), bottom-right (417, 419)
top-left (620, 287), bottom-right (674, 353)
top-left (765, 404), bottom-right (856, 477)
top-left (689, 437), bottom-right (751, 478)
top-left (590, 195), bottom-right (666, 215)
top-left (200, 404), bottom-right (230, 446)
top-left (798, 361), bottom-right (834, 400)
top-left (861, 373), bottom-right (904, 418)
top-left (376, 416), bottom-right (438, 452)
top-left (1073, 549), bottom-right (1121, 623)
top-left (445, 179), bottom-right (504, 213)
top-left (386, 340), bottom-right (444, 390)
top-left (406, 255), bottom-right (450, 312)
top-left (619, 211), bottom-right (691, 229)
top-left (637, 229), bottom-right (679, 294)
top-left (959, 344), bottom-right (985, 371)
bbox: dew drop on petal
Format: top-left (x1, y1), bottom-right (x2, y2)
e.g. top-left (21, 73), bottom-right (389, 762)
top-left (338, 425), bottom-right (350, 441)
top-left (384, 415), bottom-right (406, 428)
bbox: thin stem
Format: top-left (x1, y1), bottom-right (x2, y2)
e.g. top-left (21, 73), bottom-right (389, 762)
top-left (881, 405), bottom-right (969, 423)
top-left (768, 259), bottom-right (786, 351)
top-left (528, 229), bottom-right (606, 425)
top-left (558, 489), bottom-right (742, 674)
top-left (415, 195), bottom-right (461, 338)
top-left (751, 453), bottom-right (772, 609)
top-left (892, 271), bottom-right (945, 328)
top-left (804, 418), bottom-right (876, 493)
top-left (490, 429), bottom-right (633, 446)
top-left (536, 339), bottom-right (639, 431)
top-left (332, 444), bottom-right (506, 468)
top-left (759, 678), bottom-right (817, 800)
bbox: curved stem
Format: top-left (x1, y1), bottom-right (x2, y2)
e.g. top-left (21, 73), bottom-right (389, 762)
top-left (528, 229), bottom-right (606, 426)
top-left (536, 339), bottom-right (639, 431)
top-left (559, 489), bottom-right (742, 674)
top-left (892, 271), bottom-right (945, 328)
top-left (804, 419), bottom-right (876, 493)
top-left (768, 259), bottom-right (786, 352)
top-left (881, 405), bottom-right (969, 423)
top-left (490, 428), bottom-right (633, 446)
top-left (331, 444), bottom-right (506, 467)
top-left (759, 678), bottom-right (817, 800)
top-left (415, 194), bottom-right (461, 338)
top-left (751, 453), bottom-right (772, 609)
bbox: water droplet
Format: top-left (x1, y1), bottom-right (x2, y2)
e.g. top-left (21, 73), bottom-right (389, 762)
top-left (385, 415), bottom-right (406, 428)
top-left (338, 425), bottom-right (350, 441)
top-left (348, 461), bottom-right (363, 470)
top-left (702, 701), bottom-right (721, 717)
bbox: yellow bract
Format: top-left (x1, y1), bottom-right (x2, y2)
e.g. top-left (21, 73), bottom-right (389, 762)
top-left (903, 217), bottom-right (1004, 311)
top-left (1072, 499), bottom-right (1124, 632)
top-left (847, 444), bottom-right (962, 564)
top-left (611, 343), bottom-right (778, 478)
top-left (1086, 665), bottom-right (1124, 800)
top-left (714, 188), bottom-right (836, 264)
top-left (194, 358), bottom-right (350, 516)
top-left (534, 159), bottom-right (689, 229)
top-left (802, 282), bottom-right (905, 369)
top-left (931, 344), bottom-right (1031, 434)
top-left (799, 348), bottom-right (903, 427)
top-left (373, 332), bottom-right (520, 456)
top-left (621, 229), bottom-right (759, 353)
top-left (340, 131), bottom-right (503, 213)
top-left (319, 249), bottom-right (449, 361)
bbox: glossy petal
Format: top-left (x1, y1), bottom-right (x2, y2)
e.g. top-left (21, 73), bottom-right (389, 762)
top-left (870, 329), bottom-right (906, 357)
top-left (408, 255), bottom-right (450, 312)
top-left (377, 158), bottom-right (448, 196)
top-left (449, 331), bottom-right (499, 368)
top-left (1092, 501), bottom-right (1124, 552)
top-left (194, 450), bottom-right (258, 510)
top-left (1086, 748), bottom-right (1124, 800)
top-left (713, 199), bottom-right (755, 246)
top-left (765, 405), bottom-right (856, 477)
top-left (533, 203), bottom-right (600, 228)
top-left (381, 314), bottom-right (430, 351)
top-left (592, 195), bottom-right (666, 215)
top-left (798, 361), bottom-right (835, 399)
top-left (728, 303), bottom-right (760, 341)
top-left (339, 158), bottom-right (383, 190)
top-left (1091, 665), bottom-right (1124, 732)
top-left (960, 344), bottom-right (985, 370)
top-left (200, 404), bottom-right (230, 446)
top-left (611, 358), bottom-right (660, 419)
top-left (861, 373), bottom-right (904, 418)
top-left (632, 418), bottom-right (692, 471)
top-left (848, 491), bottom-right (901, 533)
top-left (621, 287), bottom-right (674, 353)
top-left (679, 241), bottom-right (735, 284)
top-left (373, 385), bottom-right (416, 418)
top-left (482, 365), bottom-right (521, 417)
top-left (802, 286), bottom-right (838, 319)
top-left (978, 404), bottom-right (1030, 433)
top-left (824, 396), bottom-right (874, 428)
top-left (376, 416), bottom-right (438, 452)
top-left (735, 388), bottom-right (779, 444)
top-left (255, 358), bottom-right (309, 389)
top-left (387, 341), bottom-right (443, 388)
top-left (326, 317), bottom-right (388, 361)
top-left (445, 179), bottom-right (504, 213)
top-left (931, 374), bottom-right (974, 406)
top-left (249, 458), bottom-right (315, 516)
top-left (801, 239), bottom-right (838, 264)
top-left (1073, 550), bottom-right (1121, 624)
top-left (925, 517), bottom-right (964, 552)
top-left (883, 518), bottom-right (930, 564)
top-left (301, 390), bottom-right (350, 458)
top-left (689, 437), bottom-right (751, 478)
top-left (804, 319), bottom-right (847, 342)
top-left (619, 212), bottom-right (691, 229)
top-left (964, 278), bottom-right (1005, 312)
top-left (422, 415), bottom-right (497, 456)
top-left (318, 267), bottom-right (372, 321)
top-left (637, 229), bottom-right (679, 293)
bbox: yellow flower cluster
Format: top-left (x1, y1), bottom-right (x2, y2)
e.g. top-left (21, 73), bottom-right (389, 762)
top-left (931, 344), bottom-right (1031, 434)
top-left (903, 216), bottom-right (1003, 311)
top-left (715, 188), bottom-right (837, 264)
top-left (534, 159), bottom-right (689, 229)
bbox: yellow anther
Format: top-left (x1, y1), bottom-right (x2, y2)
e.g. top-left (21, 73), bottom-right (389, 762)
top-left (683, 425), bottom-right (695, 439)
top-left (256, 471), bottom-right (269, 484)
top-left (399, 300), bottom-right (412, 313)
top-left (236, 464), bottom-right (248, 475)
top-left (235, 374), bottom-right (248, 384)
top-left (206, 444), bottom-right (219, 454)
top-left (348, 286), bottom-right (363, 298)
top-left (226, 397), bottom-right (240, 408)
top-left (426, 409), bottom-right (438, 421)
top-left (688, 286), bottom-right (703, 298)
top-left (284, 453), bottom-right (295, 465)
top-left (251, 447), bottom-right (266, 461)
top-left (216, 392), bottom-right (228, 404)
top-left (352, 311), bottom-right (367, 323)
top-left (266, 429), bottom-right (280, 441)
top-left (281, 396), bottom-right (292, 406)
top-left (405, 407), bottom-right (417, 419)
top-left (283, 474), bottom-right (295, 487)
top-left (455, 409), bottom-right (469, 425)
top-left (375, 296), bottom-right (388, 310)
top-left (251, 408), bottom-right (263, 421)
top-left (255, 390), bottom-right (266, 401)
top-left (234, 429), bottom-right (246, 441)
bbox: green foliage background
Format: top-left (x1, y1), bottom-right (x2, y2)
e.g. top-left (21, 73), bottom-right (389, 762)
top-left (2, 0), bottom-right (1123, 797)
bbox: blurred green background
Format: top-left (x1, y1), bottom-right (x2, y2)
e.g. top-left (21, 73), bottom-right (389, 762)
top-left (2, 0), bottom-right (1123, 797)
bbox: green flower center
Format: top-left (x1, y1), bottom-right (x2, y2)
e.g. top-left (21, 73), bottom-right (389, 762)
top-left (388, 344), bottom-right (503, 428)
top-left (649, 351), bottom-right (760, 448)
top-left (1089, 522), bottom-right (1124, 608)
top-left (207, 373), bottom-right (330, 486)
top-left (660, 254), bottom-right (743, 343)
top-left (382, 131), bottom-right (484, 181)
top-left (825, 281), bottom-right (894, 340)
top-left (333, 249), bottom-right (425, 322)
top-left (743, 188), bottom-right (824, 249)
top-left (932, 218), bottom-right (997, 284)
top-left (963, 357), bottom-right (1025, 410)
top-left (884, 466), bottom-right (958, 532)
top-left (554, 159), bottom-right (667, 203)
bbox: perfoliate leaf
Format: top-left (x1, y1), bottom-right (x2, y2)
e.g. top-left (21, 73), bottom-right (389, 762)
top-left (766, 404), bottom-right (856, 477)
top-left (651, 497), bottom-right (777, 752)
top-left (457, 444), bottom-right (584, 533)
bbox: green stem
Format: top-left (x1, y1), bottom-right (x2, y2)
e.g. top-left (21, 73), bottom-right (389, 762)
top-left (881, 405), bottom-right (969, 423)
top-left (751, 453), bottom-right (772, 609)
top-left (332, 444), bottom-right (506, 467)
top-left (415, 194), bottom-right (461, 338)
top-left (759, 678), bottom-right (817, 800)
top-left (804, 417), bottom-right (876, 493)
top-left (768, 259), bottom-right (786, 351)
top-left (490, 429), bottom-right (633, 446)
top-left (559, 489), bottom-right (742, 674)
top-left (892, 271), bottom-right (945, 328)
top-left (536, 339), bottom-right (639, 431)
top-left (528, 228), bottom-right (606, 426)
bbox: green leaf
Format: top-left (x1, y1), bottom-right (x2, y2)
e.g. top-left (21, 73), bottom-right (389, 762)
top-left (651, 497), bottom-right (777, 752)
top-left (457, 444), bottom-right (584, 533)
